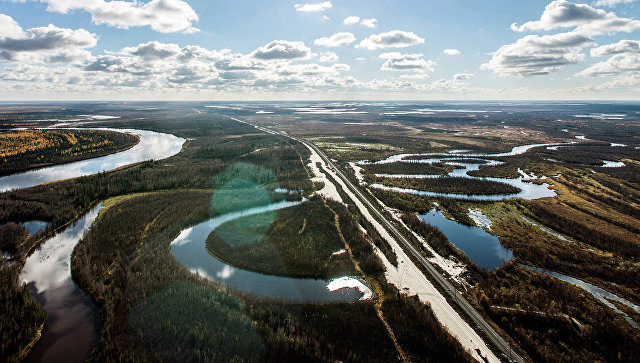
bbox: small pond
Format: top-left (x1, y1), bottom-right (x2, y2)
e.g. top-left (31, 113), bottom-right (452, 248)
top-left (418, 209), bottom-right (513, 270)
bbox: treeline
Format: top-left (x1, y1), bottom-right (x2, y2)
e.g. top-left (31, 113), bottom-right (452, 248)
top-left (377, 176), bottom-right (521, 195)
top-left (469, 263), bottom-right (640, 362)
top-left (0, 263), bottom-right (47, 362)
top-left (72, 189), bottom-right (471, 362)
top-left (527, 202), bottom-right (640, 259)
top-left (362, 161), bottom-right (454, 176)
top-left (0, 222), bottom-right (27, 253)
top-left (206, 196), bottom-right (356, 279)
top-left (0, 129), bottom-right (139, 176)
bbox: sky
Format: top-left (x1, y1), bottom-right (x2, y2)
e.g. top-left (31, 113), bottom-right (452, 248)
top-left (0, 0), bottom-right (639, 101)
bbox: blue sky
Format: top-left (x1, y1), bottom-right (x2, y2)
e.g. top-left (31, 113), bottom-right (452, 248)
top-left (0, 0), bottom-right (639, 100)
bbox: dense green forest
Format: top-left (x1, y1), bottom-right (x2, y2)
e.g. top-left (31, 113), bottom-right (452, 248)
top-left (0, 111), bottom-right (473, 361)
top-left (207, 196), bottom-right (356, 278)
top-left (362, 161), bottom-right (455, 176)
top-left (376, 176), bottom-right (521, 195)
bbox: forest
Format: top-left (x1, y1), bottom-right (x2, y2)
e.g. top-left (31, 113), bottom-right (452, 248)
top-left (375, 176), bottom-right (521, 195)
top-left (0, 109), bottom-right (474, 362)
top-left (0, 129), bottom-right (139, 176)
top-left (206, 196), bottom-right (357, 279)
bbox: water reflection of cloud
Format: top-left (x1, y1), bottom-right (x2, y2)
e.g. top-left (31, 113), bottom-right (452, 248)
top-left (0, 129), bottom-right (185, 192)
top-left (171, 227), bottom-right (194, 246)
top-left (21, 205), bottom-right (101, 293)
top-left (216, 265), bottom-right (236, 280)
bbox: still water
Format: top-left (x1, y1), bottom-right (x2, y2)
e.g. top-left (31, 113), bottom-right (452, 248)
top-left (362, 142), bottom-right (572, 200)
top-left (418, 209), bottom-right (513, 270)
top-left (21, 204), bottom-right (103, 363)
top-left (171, 200), bottom-right (371, 302)
top-left (0, 128), bottom-right (185, 192)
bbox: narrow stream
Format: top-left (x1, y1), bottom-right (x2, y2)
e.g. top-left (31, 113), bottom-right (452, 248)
top-left (361, 142), bottom-right (575, 201)
top-left (171, 200), bottom-right (372, 302)
top-left (20, 204), bottom-right (103, 363)
top-left (524, 265), bottom-right (640, 329)
top-left (0, 128), bottom-right (185, 192)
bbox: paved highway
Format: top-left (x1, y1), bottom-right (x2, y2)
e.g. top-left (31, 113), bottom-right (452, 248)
top-left (224, 115), bottom-right (524, 363)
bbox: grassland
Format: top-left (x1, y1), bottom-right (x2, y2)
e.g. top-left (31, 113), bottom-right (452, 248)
top-left (0, 129), bottom-right (139, 176)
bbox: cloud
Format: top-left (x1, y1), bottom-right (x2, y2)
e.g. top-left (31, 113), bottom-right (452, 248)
top-left (37, 0), bottom-right (199, 33)
top-left (0, 14), bottom-right (24, 39)
top-left (379, 52), bottom-right (435, 72)
top-left (0, 14), bottom-right (97, 63)
top-left (361, 18), bottom-right (378, 28)
top-left (317, 51), bottom-right (339, 62)
top-left (314, 32), bottom-right (356, 47)
top-left (593, 0), bottom-right (636, 6)
top-left (575, 53), bottom-right (640, 76)
top-left (510, 0), bottom-right (640, 35)
top-left (357, 30), bottom-right (425, 50)
top-left (482, 32), bottom-right (592, 76)
top-left (122, 41), bottom-right (181, 60)
top-left (295, 2), bottom-right (332, 12)
top-left (590, 39), bottom-right (640, 56)
top-left (251, 40), bottom-right (311, 60)
top-left (443, 48), bottom-right (461, 55)
top-left (487, 1), bottom-right (640, 77)
top-left (343, 16), bottom-right (377, 27)
top-left (454, 73), bottom-right (474, 81)
top-left (343, 16), bottom-right (360, 25)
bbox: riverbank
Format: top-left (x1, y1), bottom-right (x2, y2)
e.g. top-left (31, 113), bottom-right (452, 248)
top-left (0, 129), bottom-right (140, 177)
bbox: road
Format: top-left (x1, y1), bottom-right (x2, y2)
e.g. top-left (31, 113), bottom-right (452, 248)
top-left (224, 115), bottom-right (524, 363)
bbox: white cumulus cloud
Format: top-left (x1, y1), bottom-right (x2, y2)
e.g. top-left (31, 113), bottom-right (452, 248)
top-left (510, 0), bottom-right (640, 35)
top-left (379, 52), bottom-right (435, 72)
top-left (443, 48), bottom-right (461, 55)
top-left (35, 0), bottom-right (199, 33)
top-left (482, 32), bottom-right (592, 76)
top-left (317, 51), bottom-right (339, 63)
top-left (361, 18), bottom-right (378, 28)
top-left (0, 14), bottom-right (97, 63)
top-left (251, 40), bottom-right (311, 61)
top-left (343, 16), bottom-right (377, 27)
top-left (357, 30), bottom-right (425, 50)
top-left (314, 32), bottom-right (356, 47)
top-left (575, 53), bottom-right (640, 76)
top-left (590, 39), bottom-right (640, 56)
top-left (343, 16), bottom-right (360, 25)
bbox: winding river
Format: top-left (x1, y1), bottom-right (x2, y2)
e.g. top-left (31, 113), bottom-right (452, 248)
top-left (361, 142), bottom-right (575, 201)
top-left (171, 200), bottom-right (372, 302)
top-left (21, 204), bottom-right (103, 362)
top-left (0, 128), bottom-right (185, 192)
top-left (10, 127), bottom-right (184, 361)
